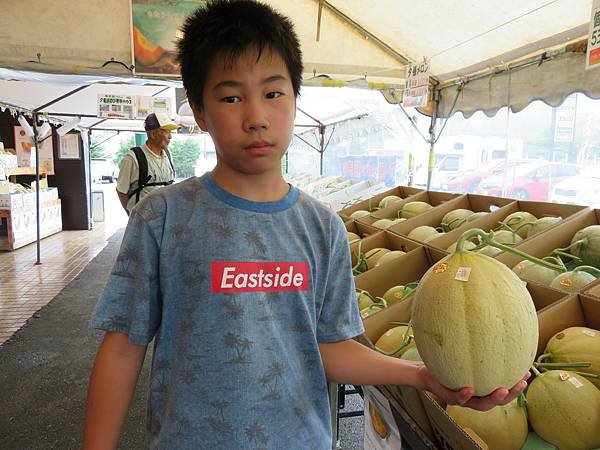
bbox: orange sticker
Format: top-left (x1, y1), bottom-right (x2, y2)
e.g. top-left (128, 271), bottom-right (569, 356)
top-left (559, 372), bottom-right (569, 381)
top-left (433, 263), bottom-right (448, 273)
top-left (559, 278), bottom-right (573, 287)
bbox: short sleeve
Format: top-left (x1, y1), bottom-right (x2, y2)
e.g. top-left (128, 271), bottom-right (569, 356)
top-left (116, 154), bottom-right (138, 195)
top-left (316, 216), bottom-right (364, 343)
top-left (90, 207), bottom-right (162, 345)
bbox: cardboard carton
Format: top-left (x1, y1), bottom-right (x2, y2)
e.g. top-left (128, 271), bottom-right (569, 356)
top-left (388, 195), bottom-right (514, 247)
top-left (412, 284), bottom-right (570, 450)
top-left (338, 185), bottom-right (425, 220)
top-left (344, 219), bottom-right (379, 238)
top-left (495, 209), bottom-right (599, 294)
top-left (584, 278), bottom-right (600, 300)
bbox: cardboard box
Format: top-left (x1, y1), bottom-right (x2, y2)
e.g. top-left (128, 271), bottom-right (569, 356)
top-left (0, 192), bottom-right (23, 209)
top-left (344, 219), bottom-right (379, 239)
top-left (584, 279), bottom-right (600, 300)
top-left (495, 209), bottom-right (599, 293)
top-left (387, 194), bottom-right (514, 246)
top-left (338, 185), bottom-right (425, 219)
top-left (355, 244), bottom-right (446, 294)
top-left (359, 190), bottom-right (461, 226)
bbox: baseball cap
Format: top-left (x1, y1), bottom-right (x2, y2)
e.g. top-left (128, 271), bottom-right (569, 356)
top-left (144, 113), bottom-right (181, 132)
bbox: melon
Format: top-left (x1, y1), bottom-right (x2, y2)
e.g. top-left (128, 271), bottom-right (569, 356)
top-left (372, 218), bottom-right (395, 229)
top-left (375, 324), bottom-right (415, 357)
top-left (400, 201), bottom-right (432, 219)
top-left (501, 211), bottom-right (537, 239)
top-left (378, 195), bottom-right (403, 209)
top-left (347, 231), bottom-right (360, 243)
top-left (512, 259), bottom-right (563, 287)
top-left (375, 250), bottom-right (406, 268)
top-left (520, 432), bottom-right (557, 450)
top-left (360, 303), bottom-right (386, 319)
top-left (526, 369), bottom-right (600, 450)
top-left (411, 233), bottom-right (538, 396)
top-left (549, 266), bottom-right (599, 293)
top-left (493, 229), bottom-right (523, 245)
top-left (569, 225), bottom-right (600, 268)
top-left (407, 225), bottom-right (439, 242)
top-left (382, 285), bottom-right (412, 305)
top-left (477, 246), bottom-right (502, 257)
top-left (446, 240), bottom-right (477, 253)
top-left (356, 289), bottom-right (376, 310)
top-left (364, 248), bottom-right (391, 270)
top-left (350, 210), bottom-right (370, 220)
top-left (423, 232), bottom-right (444, 243)
top-left (538, 326), bottom-right (600, 388)
top-left (441, 209), bottom-right (474, 232)
top-left (526, 216), bottom-right (562, 238)
top-left (446, 398), bottom-right (528, 450)
top-left (467, 211), bottom-right (488, 222)
top-left (400, 346), bottom-right (422, 361)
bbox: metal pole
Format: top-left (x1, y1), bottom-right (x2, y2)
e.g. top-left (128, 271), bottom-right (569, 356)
top-left (426, 97), bottom-right (438, 191)
top-left (32, 113), bottom-right (41, 265)
top-left (319, 124), bottom-right (325, 176)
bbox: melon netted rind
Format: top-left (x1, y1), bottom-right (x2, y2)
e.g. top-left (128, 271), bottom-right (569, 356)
top-left (543, 326), bottom-right (600, 388)
top-left (570, 224), bottom-right (600, 268)
top-left (446, 398), bottom-right (528, 450)
top-left (526, 370), bottom-right (600, 450)
top-left (412, 251), bottom-right (538, 396)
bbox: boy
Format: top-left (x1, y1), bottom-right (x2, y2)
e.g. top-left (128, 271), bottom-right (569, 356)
top-left (84, 1), bottom-right (528, 449)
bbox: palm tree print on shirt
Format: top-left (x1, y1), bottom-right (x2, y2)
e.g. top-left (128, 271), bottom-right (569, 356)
top-left (111, 244), bottom-right (139, 278)
top-left (245, 422), bottom-right (270, 448)
top-left (207, 400), bottom-right (233, 434)
top-left (182, 261), bottom-right (207, 288)
top-left (223, 332), bottom-right (253, 363)
top-left (244, 230), bottom-right (267, 258)
top-left (259, 362), bottom-right (283, 401)
top-left (223, 300), bottom-right (244, 320)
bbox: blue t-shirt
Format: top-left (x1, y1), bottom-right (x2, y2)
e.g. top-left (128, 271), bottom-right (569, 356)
top-left (91, 174), bottom-right (364, 450)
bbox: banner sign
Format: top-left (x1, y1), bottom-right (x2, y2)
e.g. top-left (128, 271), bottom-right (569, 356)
top-left (403, 59), bottom-right (430, 108)
top-left (554, 95), bottom-right (577, 143)
top-left (587, 0), bottom-right (600, 70)
top-left (13, 126), bottom-right (55, 175)
top-left (131, 0), bottom-right (205, 77)
top-left (134, 96), bottom-right (172, 120)
top-left (97, 94), bottom-right (134, 119)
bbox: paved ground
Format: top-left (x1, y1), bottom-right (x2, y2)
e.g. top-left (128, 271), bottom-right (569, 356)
top-left (0, 228), bottom-right (366, 450)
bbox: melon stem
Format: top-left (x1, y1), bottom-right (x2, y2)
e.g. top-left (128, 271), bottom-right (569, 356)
top-left (534, 361), bottom-right (592, 369)
top-left (455, 229), bottom-right (565, 271)
top-left (537, 353), bottom-right (552, 363)
top-left (572, 265), bottom-right (600, 277)
top-left (531, 365), bottom-right (542, 376)
top-left (575, 371), bottom-right (599, 379)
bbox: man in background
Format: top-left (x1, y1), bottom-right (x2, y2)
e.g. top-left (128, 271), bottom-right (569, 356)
top-left (116, 113), bottom-right (180, 214)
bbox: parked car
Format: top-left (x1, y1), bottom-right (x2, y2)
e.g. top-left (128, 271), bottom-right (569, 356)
top-left (91, 158), bottom-right (119, 183)
top-left (550, 176), bottom-right (600, 208)
top-left (439, 159), bottom-right (536, 194)
top-left (477, 162), bottom-right (580, 201)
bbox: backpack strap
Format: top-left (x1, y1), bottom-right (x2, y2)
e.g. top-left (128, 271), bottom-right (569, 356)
top-left (127, 146), bottom-right (175, 203)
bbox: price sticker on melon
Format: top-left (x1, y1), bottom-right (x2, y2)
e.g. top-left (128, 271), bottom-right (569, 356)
top-left (455, 267), bottom-right (472, 282)
top-left (583, 329), bottom-right (597, 337)
top-left (560, 278), bottom-right (573, 287)
top-left (569, 377), bottom-right (584, 388)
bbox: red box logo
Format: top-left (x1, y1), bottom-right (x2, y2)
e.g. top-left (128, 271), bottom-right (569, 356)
top-left (211, 262), bottom-right (310, 293)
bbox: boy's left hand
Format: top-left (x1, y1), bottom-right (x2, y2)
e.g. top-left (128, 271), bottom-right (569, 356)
top-left (416, 363), bottom-right (531, 411)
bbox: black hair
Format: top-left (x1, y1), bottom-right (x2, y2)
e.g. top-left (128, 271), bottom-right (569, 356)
top-left (177, 0), bottom-right (303, 110)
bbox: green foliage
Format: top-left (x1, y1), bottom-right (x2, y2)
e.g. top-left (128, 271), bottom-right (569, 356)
top-left (169, 138), bottom-right (201, 179)
top-left (113, 136), bottom-right (135, 167)
top-left (89, 135), bottom-right (106, 158)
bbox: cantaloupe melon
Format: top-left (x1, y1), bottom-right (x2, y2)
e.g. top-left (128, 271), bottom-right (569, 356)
top-left (364, 248), bottom-right (391, 270)
top-left (441, 209), bottom-right (474, 232)
top-left (407, 225), bottom-right (439, 242)
top-left (549, 266), bottom-right (599, 293)
top-left (526, 369), bottom-right (600, 450)
top-left (446, 399), bottom-right (528, 450)
top-left (372, 218), bottom-right (395, 229)
top-left (538, 326), bottom-right (600, 389)
top-left (501, 211), bottom-right (537, 239)
top-left (382, 285), bottom-right (412, 305)
top-left (569, 225), bottom-right (600, 268)
top-left (400, 201), bottom-right (432, 219)
top-left (512, 259), bottom-right (564, 287)
top-left (412, 229), bottom-right (538, 395)
top-left (378, 195), bottom-right (403, 209)
top-left (375, 250), bottom-right (406, 268)
top-left (375, 324), bottom-right (415, 357)
top-left (350, 210), bottom-right (370, 220)
top-left (526, 216), bottom-right (561, 238)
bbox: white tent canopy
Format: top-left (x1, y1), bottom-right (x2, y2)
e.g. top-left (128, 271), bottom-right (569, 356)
top-left (0, 0), bottom-right (598, 118)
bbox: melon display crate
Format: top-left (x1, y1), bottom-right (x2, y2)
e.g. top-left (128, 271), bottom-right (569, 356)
top-left (417, 286), bottom-right (579, 450)
top-left (350, 230), bottom-right (446, 277)
top-left (357, 190), bottom-right (461, 227)
top-left (386, 194), bottom-right (514, 247)
top-left (344, 219), bottom-right (379, 239)
top-left (495, 208), bottom-right (599, 293)
top-left (337, 185), bottom-right (425, 221)
top-left (585, 278), bottom-right (600, 300)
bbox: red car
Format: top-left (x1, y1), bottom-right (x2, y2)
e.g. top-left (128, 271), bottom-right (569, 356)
top-left (440, 160), bottom-right (529, 194)
top-left (477, 162), bottom-right (580, 201)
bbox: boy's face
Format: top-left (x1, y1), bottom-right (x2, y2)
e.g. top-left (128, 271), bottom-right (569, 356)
top-left (192, 48), bottom-right (296, 178)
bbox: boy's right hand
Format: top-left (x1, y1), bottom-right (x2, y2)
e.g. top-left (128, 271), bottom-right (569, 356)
top-left (415, 363), bottom-right (530, 411)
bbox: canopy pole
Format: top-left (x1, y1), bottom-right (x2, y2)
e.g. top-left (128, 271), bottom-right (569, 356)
top-left (426, 92), bottom-right (440, 191)
top-left (32, 112), bottom-right (42, 265)
top-left (318, 124), bottom-right (325, 176)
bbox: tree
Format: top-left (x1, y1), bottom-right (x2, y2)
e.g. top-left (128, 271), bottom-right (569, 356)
top-left (169, 138), bottom-right (201, 179)
top-left (113, 136), bottom-right (135, 167)
top-left (89, 135), bottom-right (106, 158)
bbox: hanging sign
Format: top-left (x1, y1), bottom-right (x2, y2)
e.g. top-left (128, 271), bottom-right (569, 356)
top-left (97, 94), bottom-right (135, 119)
top-left (587, 0), bottom-right (600, 70)
top-left (13, 126), bottom-right (55, 175)
top-left (554, 95), bottom-right (577, 143)
top-left (403, 59), bottom-right (430, 108)
top-left (134, 96), bottom-right (172, 120)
